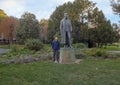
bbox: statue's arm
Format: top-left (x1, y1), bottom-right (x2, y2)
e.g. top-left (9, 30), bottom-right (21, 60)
top-left (60, 20), bottom-right (63, 33)
top-left (70, 20), bottom-right (72, 32)
top-left (60, 21), bottom-right (62, 29)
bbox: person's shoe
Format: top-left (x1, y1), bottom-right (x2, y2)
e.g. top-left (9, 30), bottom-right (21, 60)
top-left (57, 60), bottom-right (59, 63)
top-left (54, 61), bottom-right (57, 63)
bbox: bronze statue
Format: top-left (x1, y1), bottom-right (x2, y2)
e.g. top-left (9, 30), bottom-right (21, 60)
top-left (60, 13), bottom-right (72, 48)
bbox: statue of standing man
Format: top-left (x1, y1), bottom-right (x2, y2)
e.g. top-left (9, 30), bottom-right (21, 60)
top-left (60, 13), bottom-right (72, 48)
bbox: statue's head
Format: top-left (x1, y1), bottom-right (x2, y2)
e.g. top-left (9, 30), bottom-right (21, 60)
top-left (64, 13), bottom-right (69, 20)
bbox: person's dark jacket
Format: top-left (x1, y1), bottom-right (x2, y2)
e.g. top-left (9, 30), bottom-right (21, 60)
top-left (52, 40), bottom-right (60, 50)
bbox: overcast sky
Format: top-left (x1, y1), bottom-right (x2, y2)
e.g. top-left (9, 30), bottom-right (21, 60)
top-left (0, 0), bottom-right (119, 24)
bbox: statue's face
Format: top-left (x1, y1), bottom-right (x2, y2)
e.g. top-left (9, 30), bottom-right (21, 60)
top-left (64, 13), bottom-right (68, 20)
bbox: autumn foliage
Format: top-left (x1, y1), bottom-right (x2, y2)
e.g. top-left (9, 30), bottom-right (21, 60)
top-left (0, 16), bottom-right (19, 42)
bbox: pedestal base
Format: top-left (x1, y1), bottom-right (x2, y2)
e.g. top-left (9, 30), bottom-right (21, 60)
top-left (60, 48), bottom-right (75, 64)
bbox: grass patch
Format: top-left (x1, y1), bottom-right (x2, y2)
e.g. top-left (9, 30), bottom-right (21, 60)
top-left (0, 45), bottom-right (25, 49)
top-left (0, 45), bottom-right (10, 49)
top-left (82, 48), bottom-right (108, 58)
top-left (73, 43), bottom-right (87, 49)
top-left (102, 45), bottom-right (120, 51)
top-left (0, 59), bottom-right (120, 85)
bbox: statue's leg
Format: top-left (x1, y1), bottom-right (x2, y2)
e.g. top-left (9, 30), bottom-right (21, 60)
top-left (63, 31), bottom-right (66, 47)
top-left (66, 32), bottom-right (70, 47)
top-left (68, 32), bottom-right (71, 47)
top-left (61, 31), bottom-right (65, 44)
top-left (65, 32), bottom-right (67, 47)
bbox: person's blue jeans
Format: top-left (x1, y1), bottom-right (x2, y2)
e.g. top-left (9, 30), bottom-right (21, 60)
top-left (53, 50), bottom-right (59, 62)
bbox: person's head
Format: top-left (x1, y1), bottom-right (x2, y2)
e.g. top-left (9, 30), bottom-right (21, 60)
top-left (54, 37), bottom-right (58, 41)
top-left (64, 13), bottom-right (69, 20)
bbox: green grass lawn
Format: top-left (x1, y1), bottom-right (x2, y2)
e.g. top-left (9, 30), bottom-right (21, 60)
top-left (0, 45), bottom-right (10, 49)
top-left (0, 59), bottom-right (120, 85)
top-left (103, 45), bottom-right (120, 51)
top-left (0, 45), bottom-right (25, 49)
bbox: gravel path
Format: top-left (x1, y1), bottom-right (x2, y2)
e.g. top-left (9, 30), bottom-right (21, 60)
top-left (0, 48), bottom-right (9, 54)
top-left (107, 51), bottom-right (120, 53)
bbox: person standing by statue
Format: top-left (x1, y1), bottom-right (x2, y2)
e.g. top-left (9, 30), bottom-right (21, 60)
top-left (52, 37), bottom-right (60, 63)
top-left (60, 13), bottom-right (72, 48)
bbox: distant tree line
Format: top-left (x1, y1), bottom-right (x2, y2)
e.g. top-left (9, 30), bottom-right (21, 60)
top-left (111, 0), bottom-right (120, 16)
top-left (0, 0), bottom-right (119, 47)
top-left (48, 0), bottom-right (120, 47)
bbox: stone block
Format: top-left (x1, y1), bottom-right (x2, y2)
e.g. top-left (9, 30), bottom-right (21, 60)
top-left (60, 48), bottom-right (75, 64)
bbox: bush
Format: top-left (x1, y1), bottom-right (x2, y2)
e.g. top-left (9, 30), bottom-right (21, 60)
top-left (10, 46), bottom-right (20, 53)
top-left (83, 48), bottom-right (108, 57)
top-left (25, 39), bottom-right (43, 51)
top-left (74, 43), bottom-right (87, 49)
top-left (106, 53), bottom-right (120, 59)
top-left (10, 46), bottom-right (31, 55)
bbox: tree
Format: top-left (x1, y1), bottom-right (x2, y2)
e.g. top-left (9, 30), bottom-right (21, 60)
top-left (48, 0), bottom-right (117, 47)
top-left (0, 16), bottom-right (18, 43)
top-left (112, 23), bottom-right (120, 42)
top-left (88, 8), bottom-right (118, 47)
top-left (39, 19), bottom-right (48, 43)
top-left (48, 3), bottom-right (68, 42)
top-left (16, 12), bottom-right (40, 44)
top-left (48, 0), bottom-right (95, 43)
top-left (0, 9), bottom-right (7, 25)
top-left (0, 9), bottom-right (7, 19)
top-left (111, 0), bottom-right (120, 15)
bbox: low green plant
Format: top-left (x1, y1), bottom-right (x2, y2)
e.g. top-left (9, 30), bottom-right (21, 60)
top-left (10, 46), bottom-right (20, 53)
top-left (10, 46), bottom-right (31, 55)
top-left (83, 48), bottom-right (108, 57)
top-left (25, 39), bottom-right (44, 51)
top-left (74, 43), bottom-right (87, 49)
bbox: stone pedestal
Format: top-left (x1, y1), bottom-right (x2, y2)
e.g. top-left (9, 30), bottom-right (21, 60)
top-left (60, 48), bottom-right (75, 64)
